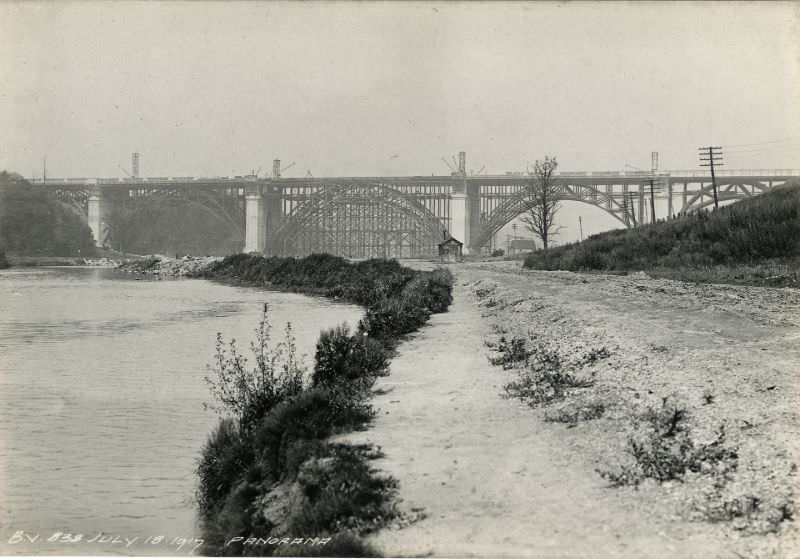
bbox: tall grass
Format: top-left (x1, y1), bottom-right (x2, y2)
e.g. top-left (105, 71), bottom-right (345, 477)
top-left (523, 183), bottom-right (800, 285)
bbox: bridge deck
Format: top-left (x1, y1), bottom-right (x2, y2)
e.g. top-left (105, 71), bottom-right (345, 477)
top-left (36, 169), bottom-right (800, 190)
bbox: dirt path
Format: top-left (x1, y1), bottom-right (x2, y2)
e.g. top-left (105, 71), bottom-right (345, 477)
top-left (343, 262), bottom-right (799, 558)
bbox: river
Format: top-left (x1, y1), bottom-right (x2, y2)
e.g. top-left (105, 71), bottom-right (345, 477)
top-left (0, 267), bottom-right (363, 555)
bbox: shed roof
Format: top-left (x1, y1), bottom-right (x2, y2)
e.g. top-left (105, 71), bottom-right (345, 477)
top-left (439, 237), bottom-right (463, 247)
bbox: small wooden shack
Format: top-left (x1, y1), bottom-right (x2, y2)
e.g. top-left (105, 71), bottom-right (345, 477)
top-left (438, 236), bottom-right (464, 263)
top-left (509, 238), bottom-right (537, 254)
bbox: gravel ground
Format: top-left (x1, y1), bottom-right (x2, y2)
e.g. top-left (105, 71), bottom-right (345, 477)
top-left (343, 260), bottom-right (799, 558)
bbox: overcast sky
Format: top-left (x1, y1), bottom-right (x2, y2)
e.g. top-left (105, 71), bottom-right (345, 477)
top-left (1, 1), bottom-right (798, 239)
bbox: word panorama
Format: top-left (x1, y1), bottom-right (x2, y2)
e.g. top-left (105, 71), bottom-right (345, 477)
top-left (225, 536), bottom-right (332, 548)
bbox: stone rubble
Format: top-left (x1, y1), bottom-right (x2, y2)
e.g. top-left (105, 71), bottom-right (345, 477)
top-left (117, 255), bottom-right (222, 276)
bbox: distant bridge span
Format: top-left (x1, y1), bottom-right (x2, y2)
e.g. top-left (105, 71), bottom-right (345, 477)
top-left (40, 167), bottom-right (799, 258)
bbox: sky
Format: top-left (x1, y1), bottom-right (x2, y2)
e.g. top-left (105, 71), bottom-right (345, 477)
top-left (1, 1), bottom-right (799, 241)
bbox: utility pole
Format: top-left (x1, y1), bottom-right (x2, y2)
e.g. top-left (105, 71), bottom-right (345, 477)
top-left (643, 178), bottom-right (657, 224)
top-left (627, 192), bottom-right (638, 227)
top-left (43, 155), bottom-right (47, 185)
top-left (699, 146), bottom-right (723, 209)
top-left (578, 216), bottom-right (584, 241)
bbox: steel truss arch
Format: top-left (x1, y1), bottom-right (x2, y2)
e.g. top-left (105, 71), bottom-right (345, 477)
top-left (471, 183), bottom-right (632, 250)
top-left (50, 188), bottom-right (90, 219)
top-left (678, 180), bottom-right (772, 214)
top-left (268, 181), bottom-right (445, 258)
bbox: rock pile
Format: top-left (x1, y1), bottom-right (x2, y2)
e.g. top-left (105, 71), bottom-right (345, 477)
top-left (118, 255), bottom-right (221, 276)
top-left (80, 257), bottom-right (119, 267)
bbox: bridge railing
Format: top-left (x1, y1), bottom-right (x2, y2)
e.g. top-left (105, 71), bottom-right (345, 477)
top-left (666, 169), bottom-right (800, 178)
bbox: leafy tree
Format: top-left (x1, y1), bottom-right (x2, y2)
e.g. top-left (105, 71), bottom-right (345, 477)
top-left (520, 156), bottom-right (562, 251)
top-left (0, 171), bottom-right (95, 256)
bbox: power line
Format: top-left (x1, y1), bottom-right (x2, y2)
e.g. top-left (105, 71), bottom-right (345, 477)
top-left (724, 140), bottom-right (800, 154)
top-left (725, 136), bottom-right (800, 148)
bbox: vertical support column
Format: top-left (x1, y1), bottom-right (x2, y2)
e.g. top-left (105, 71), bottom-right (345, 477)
top-left (262, 184), bottom-right (283, 256)
top-left (449, 180), bottom-right (470, 254)
top-left (682, 182), bottom-right (688, 212)
top-left (666, 175), bottom-right (673, 219)
top-left (660, 172), bottom-right (672, 219)
top-left (244, 185), bottom-right (265, 253)
top-left (466, 181), bottom-right (481, 253)
top-left (87, 182), bottom-right (109, 247)
top-left (635, 184), bottom-right (644, 224)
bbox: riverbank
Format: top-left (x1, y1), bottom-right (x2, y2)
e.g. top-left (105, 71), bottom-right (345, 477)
top-left (6, 255), bottom-right (123, 267)
top-left (191, 253), bottom-right (454, 555)
top-left (344, 260), bottom-right (797, 557)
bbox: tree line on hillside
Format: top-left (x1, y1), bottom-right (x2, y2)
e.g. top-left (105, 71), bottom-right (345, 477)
top-left (0, 172), bottom-right (96, 257)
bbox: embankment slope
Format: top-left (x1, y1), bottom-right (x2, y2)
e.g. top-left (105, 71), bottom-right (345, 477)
top-left (345, 261), bottom-right (798, 557)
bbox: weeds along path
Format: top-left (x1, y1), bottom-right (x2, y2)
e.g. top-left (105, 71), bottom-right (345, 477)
top-left (342, 260), bottom-right (799, 558)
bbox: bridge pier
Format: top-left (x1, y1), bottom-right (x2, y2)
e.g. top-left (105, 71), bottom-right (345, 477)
top-left (87, 183), bottom-right (110, 248)
top-left (244, 185), bottom-right (266, 253)
top-left (449, 179), bottom-right (481, 254)
top-left (663, 173), bottom-right (673, 219)
top-left (450, 190), bottom-right (469, 253)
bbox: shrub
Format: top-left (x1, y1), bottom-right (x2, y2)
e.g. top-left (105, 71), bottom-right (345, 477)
top-left (252, 388), bottom-right (373, 482)
top-left (312, 324), bottom-right (390, 406)
top-left (491, 249), bottom-right (505, 257)
top-left (253, 389), bottom-right (338, 480)
top-left (598, 398), bottom-right (739, 487)
top-left (200, 478), bottom-right (275, 557)
top-left (357, 296), bottom-right (430, 344)
top-left (204, 304), bottom-right (305, 432)
top-left (700, 492), bottom-right (795, 534)
top-left (503, 343), bottom-right (595, 406)
top-left (197, 418), bottom-right (256, 519)
top-left (488, 336), bottom-right (532, 369)
top-left (544, 400), bottom-right (606, 425)
top-left (289, 444), bottom-right (399, 535)
top-left (412, 268), bottom-right (454, 314)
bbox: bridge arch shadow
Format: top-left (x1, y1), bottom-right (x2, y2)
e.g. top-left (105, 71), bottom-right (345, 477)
top-left (267, 182), bottom-right (445, 259)
top-left (105, 190), bottom-right (245, 252)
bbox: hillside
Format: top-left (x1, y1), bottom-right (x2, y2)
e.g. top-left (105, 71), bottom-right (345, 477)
top-left (0, 171), bottom-right (96, 257)
top-left (523, 183), bottom-right (800, 286)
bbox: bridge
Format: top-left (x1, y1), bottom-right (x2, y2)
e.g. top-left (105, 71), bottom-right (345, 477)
top-left (39, 157), bottom-right (799, 259)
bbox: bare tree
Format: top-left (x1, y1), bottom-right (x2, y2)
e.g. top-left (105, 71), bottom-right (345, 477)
top-left (520, 156), bottom-right (562, 250)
